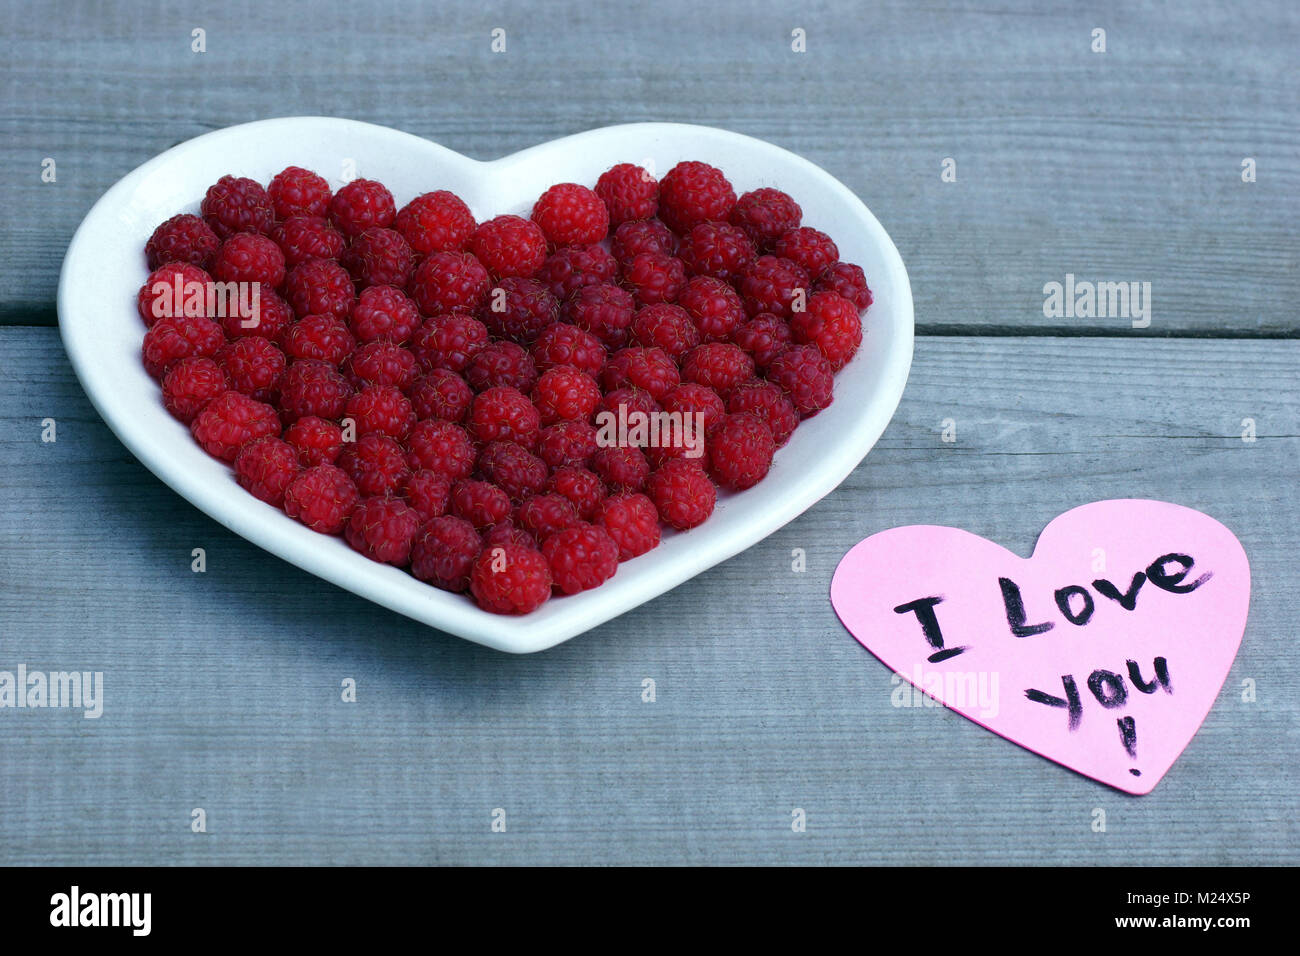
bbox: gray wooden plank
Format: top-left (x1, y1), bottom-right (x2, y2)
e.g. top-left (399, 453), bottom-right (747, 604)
top-left (1, 0), bottom-right (1297, 333)
top-left (0, 327), bottom-right (1294, 865)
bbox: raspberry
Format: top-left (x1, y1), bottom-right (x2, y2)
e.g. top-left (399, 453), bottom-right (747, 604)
top-left (138, 262), bottom-right (212, 325)
top-left (394, 190), bottom-right (476, 255)
top-left (601, 347), bottom-right (679, 400)
top-left (409, 312), bottom-right (489, 372)
top-left (658, 161), bottom-right (736, 234)
top-left (216, 335), bottom-right (286, 402)
top-left (774, 227), bottom-right (839, 278)
top-left (677, 276), bottom-right (746, 342)
top-left (345, 496), bottom-right (421, 565)
top-left (532, 183), bottom-right (610, 246)
top-left (765, 345), bottom-right (835, 416)
top-left (470, 544), bottom-right (552, 615)
top-left (738, 255), bottom-right (810, 319)
top-left (790, 291), bottom-right (863, 371)
top-left (345, 384), bottom-right (416, 440)
top-left (536, 420), bottom-right (598, 469)
top-left (534, 244), bottom-right (620, 301)
top-left (402, 470), bottom-right (452, 521)
top-left (219, 288), bottom-right (294, 341)
top-left (271, 216), bottom-right (346, 268)
top-left (592, 445), bottom-right (650, 492)
top-left (268, 166), bottom-right (332, 220)
top-left (341, 227), bottom-right (414, 289)
top-left (561, 283), bottom-right (635, 349)
top-left (466, 341), bottom-right (538, 392)
top-left (621, 252), bottom-right (686, 306)
top-left (477, 441), bottom-right (548, 501)
top-left (161, 357), bottom-right (228, 423)
top-left (727, 379), bottom-right (799, 446)
top-left (410, 515), bottom-right (482, 591)
top-left (146, 213), bottom-right (220, 270)
top-left (190, 390), bottom-right (280, 462)
top-left (348, 284), bottom-right (420, 344)
top-left (469, 215), bottom-right (547, 278)
top-left (595, 164), bottom-right (659, 226)
top-left (730, 188), bottom-right (802, 248)
top-left (482, 520), bottom-right (538, 551)
top-left (516, 493), bottom-right (581, 543)
top-left (284, 416), bottom-right (344, 466)
top-left (812, 261), bottom-right (873, 312)
top-left (341, 340), bottom-right (416, 390)
top-left (234, 436), bottom-right (301, 506)
top-left (285, 258), bottom-right (356, 320)
top-left (630, 303), bottom-right (700, 360)
top-left (681, 342), bottom-right (755, 395)
top-left (409, 368), bottom-right (473, 423)
top-left (598, 386), bottom-right (661, 424)
top-left (277, 359), bottom-right (353, 423)
top-left (595, 492), bottom-right (661, 560)
top-left (338, 434), bottom-right (411, 497)
top-left (707, 412), bottom-right (775, 490)
top-left (469, 386), bottom-right (541, 449)
top-left (282, 315), bottom-right (356, 366)
top-left (546, 466), bottom-right (606, 520)
top-left (142, 314), bottom-right (224, 379)
top-left (329, 178), bottom-right (395, 238)
top-left (408, 251), bottom-right (491, 316)
top-left (676, 222), bottom-right (756, 282)
top-left (531, 322), bottom-right (606, 376)
top-left (404, 419), bottom-right (475, 480)
top-left (213, 232), bottom-right (288, 293)
top-left (201, 175), bottom-right (274, 240)
top-left (611, 218), bottom-right (677, 265)
top-left (661, 382), bottom-right (726, 432)
top-left (532, 365), bottom-right (600, 424)
top-left (648, 458), bottom-right (717, 530)
top-left (480, 276), bottom-right (559, 344)
top-left (543, 523), bottom-right (619, 594)
top-left (284, 464), bottom-right (360, 534)
top-left (730, 313), bottom-right (792, 368)
top-left (451, 479), bottom-right (512, 529)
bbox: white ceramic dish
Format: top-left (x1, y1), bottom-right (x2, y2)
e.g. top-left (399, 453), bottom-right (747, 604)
top-left (59, 118), bottom-right (913, 653)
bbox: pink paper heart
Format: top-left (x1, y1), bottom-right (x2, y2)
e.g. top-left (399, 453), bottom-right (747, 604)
top-left (830, 500), bottom-right (1250, 794)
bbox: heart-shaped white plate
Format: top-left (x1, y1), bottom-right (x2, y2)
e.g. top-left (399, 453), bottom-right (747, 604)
top-left (59, 118), bottom-right (913, 653)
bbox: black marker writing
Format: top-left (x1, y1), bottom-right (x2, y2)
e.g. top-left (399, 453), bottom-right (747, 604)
top-left (893, 595), bottom-right (969, 662)
top-left (999, 577), bottom-right (1054, 638)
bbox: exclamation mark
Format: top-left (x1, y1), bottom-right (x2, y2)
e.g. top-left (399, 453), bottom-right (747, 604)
top-left (1117, 716), bottom-right (1139, 776)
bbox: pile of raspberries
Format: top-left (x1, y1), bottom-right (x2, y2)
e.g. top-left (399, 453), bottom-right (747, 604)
top-left (138, 161), bottom-right (871, 614)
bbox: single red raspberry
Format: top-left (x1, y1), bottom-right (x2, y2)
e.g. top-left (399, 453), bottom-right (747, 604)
top-left (345, 495), bottom-right (421, 565)
top-left (730, 188), bottom-right (802, 248)
top-left (630, 303), bottom-right (700, 360)
top-left (790, 291), bottom-right (863, 371)
top-left (284, 464), bottom-right (360, 534)
top-left (765, 345), bottom-right (835, 416)
top-left (592, 445), bottom-right (650, 492)
top-left (546, 466), bottom-right (606, 520)
top-left (470, 544), bottom-right (552, 615)
top-left (409, 368), bottom-right (473, 423)
top-left (648, 458), bottom-right (717, 530)
top-left (774, 227), bottom-right (839, 278)
top-left (532, 365), bottom-right (600, 425)
top-left (161, 356), bottom-right (228, 423)
top-left (216, 335), bottom-right (286, 403)
top-left (595, 492), bottom-right (661, 561)
top-left (201, 175), bottom-right (274, 240)
top-left (738, 255), bottom-right (810, 318)
top-left (561, 283), bottom-right (636, 349)
top-left (450, 479), bottom-right (512, 529)
top-left (601, 346), bottom-right (680, 400)
top-left (145, 213), bottom-right (220, 270)
top-left (477, 441), bottom-right (548, 501)
top-left (516, 493), bottom-right (581, 544)
top-left (482, 520), bottom-right (538, 551)
top-left (480, 276), bottom-right (559, 345)
top-left (394, 190), bottom-right (476, 255)
top-left (410, 515), bottom-right (482, 591)
top-left (409, 312), bottom-right (489, 372)
top-left (408, 251), bottom-right (491, 316)
top-left (706, 412), bottom-right (775, 490)
top-left (532, 183), bottom-right (610, 246)
top-left (531, 322), bottom-right (606, 376)
top-left (611, 218), bottom-right (677, 265)
top-left (536, 420), bottom-right (599, 469)
top-left (543, 523), bottom-right (619, 595)
top-left (621, 252), bottom-right (686, 306)
top-left (271, 215), bottom-right (346, 268)
top-left (595, 164), bottom-right (659, 226)
top-left (404, 419), bottom-right (476, 480)
top-left (534, 244), bottom-right (620, 301)
top-left (730, 313), bottom-right (792, 368)
top-left (284, 416), bottom-right (344, 466)
top-left (219, 287), bottom-right (294, 341)
top-left (677, 276), bottom-right (746, 342)
top-left (285, 258), bottom-right (356, 320)
top-left (469, 215), bottom-right (547, 278)
top-left (812, 261), bottom-right (873, 312)
top-left (342, 227), bottom-right (414, 289)
top-left (329, 178), bottom-right (395, 238)
top-left (190, 390), bottom-right (280, 462)
top-left (676, 222), bottom-right (756, 283)
top-left (341, 340), bottom-right (417, 390)
top-left (661, 382), bottom-right (726, 432)
top-left (469, 386), bottom-right (541, 449)
top-left (337, 433), bottom-right (411, 497)
top-left (348, 284), bottom-right (420, 344)
top-left (658, 161), bottom-right (736, 234)
top-left (138, 262), bottom-right (212, 325)
top-left (598, 386), bottom-right (662, 424)
top-left (142, 314), bottom-right (224, 379)
top-left (282, 315), bottom-right (356, 366)
top-left (234, 436), bottom-right (301, 506)
top-left (268, 166), bottom-right (332, 219)
top-left (276, 359), bottom-right (353, 423)
top-left (403, 469), bottom-right (453, 521)
top-left (466, 341), bottom-right (538, 392)
top-left (727, 379), bottom-right (799, 446)
top-left (345, 384), bottom-right (415, 440)
top-left (681, 342), bottom-right (755, 395)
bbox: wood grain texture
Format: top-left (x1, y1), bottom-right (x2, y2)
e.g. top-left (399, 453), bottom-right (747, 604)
top-left (0, 328), bottom-right (1294, 865)
top-left (1, 0), bottom-right (1297, 333)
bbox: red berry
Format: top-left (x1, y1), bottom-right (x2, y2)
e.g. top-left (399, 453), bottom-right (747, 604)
top-left (402, 470), bottom-right (453, 521)
top-left (469, 215), bottom-right (547, 278)
top-left (282, 315), bottom-right (356, 366)
top-left (220, 288), bottom-right (293, 341)
top-left (766, 345), bottom-right (835, 416)
top-left (285, 258), bottom-right (356, 320)
top-left (621, 252), bottom-right (686, 306)
top-left (341, 340), bottom-right (417, 390)
top-left (730, 188), bottom-right (802, 248)
top-left (727, 379), bottom-right (799, 446)
top-left (277, 359), bottom-right (353, 423)
top-left (338, 433), bottom-right (411, 497)
top-left (676, 222), bottom-right (756, 282)
top-left (235, 436), bottom-right (301, 506)
top-left (451, 479), bottom-right (512, 529)
top-left (470, 543), bottom-right (552, 614)
top-left (630, 303), bottom-right (700, 360)
top-left (681, 342), bottom-right (755, 395)
top-left (410, 515), bottom-right (482, 591)
top-left (536, 420), bottom-right (599, 469)
top-left (284, 416), bottom-right (344, 466)
top-left (546, 466), bottom-right (607, 520)
top-left (598, 386), bottom-right (661, 423)
top-left (408, 251), bottom-right (491, 316)
top-left (774, 227), bottom-right (839, 278)
top-left (348, 284), bottom-right (420, 344)
top-left (611, 218), bottom-right (677, 265)
top-left (532, 183), bottom-right (610, 245)
top-left (516, 493), bottom-right (581, 544)
top-left (345, 384), bottom-right (416, 440)
top-left (532, 365), bottom-right (601, 424)
top-left (201, 175), bottom-right (274, 240)
top-left (658, 161), bottom-right (736, 234)
top-left (480, 276), bottom-right (559, 345)
top-left (272, 215), bottom-right (346, 268)
top-left (648, 458), bottom-right (717, 530)
top-left (284, 464), bottom-right (360, 534)
top-left (190, 390), bottom-right (280, 462)
top-left (394, 190), bottom-right (476, 255)
top-left (216, 335), bottom-right (286, 402)
top-left (409, 312), bottom-right (489, 372)
top-left (592, 444), bottom-right (650, 492)
top-left (138, 262), bottom-right (212, 326)
top-left (601, 346), bottom-right (679, 400)
top-left (268, 166), bottom-right (332, 219)
top-left (707, 412), bottom-right (775, 490)
top-left (677, 276), bottom-right (746, 342)
top-left (543, 523), bottom-right (619, 594)
top-left (595, 164), bottom-right (659, 226)
top-left (738, 255), bottom-right (810, 319)
top-left (595, 492), bottom-right (661, 561)
top-left (146, 213), bottom-right (220, 270)
top-left (329, 178), bottom-right (395, 238)
top-left (534, 244), bottom-right (620, 301)
top-left (142, 314), bottom-right (224, 379)
top-left (342, 227), bottom-right (414, 289)
top-left (561, 283), bottom-right (636, 349)
top-left (531, 322), bottom-right (606, 376)
top-left (812, 261), bottom-right (874, 312)
top-left (404, 419), bottom-right (475, 480)
top-left (345, 495), bottom-right (421, 565)
top-left (161, 356), bottom-right (228, 423)
top-left (477, 441), bottom-right (548, 501)
top-left (790, 291), bottom-right (863, 371)
top-left (730, 312), bottom-right (793, 368)
top-left (409, 368), bottom-right (473, 422)
top-left (466, 341), bottom-right (538, 392)
top-left (661, 382), bottom-right (726, 432)
top-left (469, 385), bottom-right (541, 449)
